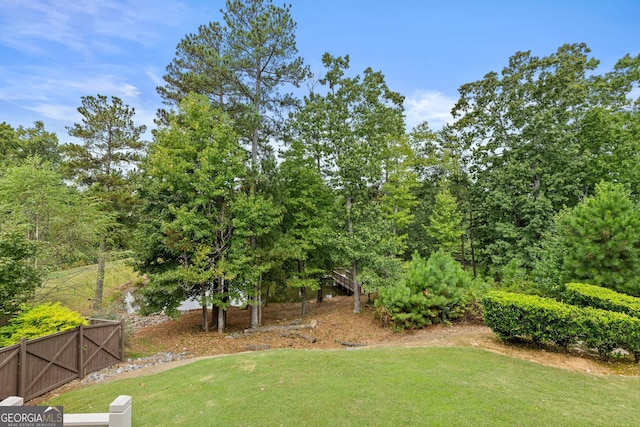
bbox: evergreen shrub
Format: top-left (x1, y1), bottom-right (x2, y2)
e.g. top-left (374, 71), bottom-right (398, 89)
top-left (482, 290), bottom-right (640, 360)
top-left (482, 290), bottom-right (581, 348)
top-left (564, 282), bottom-right (640, 319)
top-left (376, 250), bottom-right (479, 329)
top-left (0, 302), bottom-right (88, 347)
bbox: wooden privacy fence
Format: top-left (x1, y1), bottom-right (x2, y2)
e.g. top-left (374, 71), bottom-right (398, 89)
top-left (0, 319), bottom-right (124, 401)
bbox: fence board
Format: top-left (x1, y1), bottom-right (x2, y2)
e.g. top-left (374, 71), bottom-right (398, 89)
top-left (82, 322), bottom-right (122, 375)
top-left (0, 344), bottom-right (20, 398)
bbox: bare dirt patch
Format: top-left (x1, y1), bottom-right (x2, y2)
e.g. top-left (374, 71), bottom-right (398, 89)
top-left (129, 295), bottom-right (640, 377)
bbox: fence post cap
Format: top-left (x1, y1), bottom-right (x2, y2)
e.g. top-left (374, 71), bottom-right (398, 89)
top-left (110, 395), bottom-right (132, 412)
top-left (0, 396), bottom-right (24, 406)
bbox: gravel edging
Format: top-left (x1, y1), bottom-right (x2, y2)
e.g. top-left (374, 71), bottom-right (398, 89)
top-left (81, 313), bottom-right (179, 384)
top-left (81, 351), bottom-right (192, 384)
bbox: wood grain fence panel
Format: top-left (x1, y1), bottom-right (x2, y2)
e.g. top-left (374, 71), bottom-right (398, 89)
top-left (0, 319), bottom-right (122, 401)
top-left (82, 323), bottom-right (122, 375)
top-left (23, 330), bottom-right (80, 401)
top-left (0, 344), bottom-right (20, 400)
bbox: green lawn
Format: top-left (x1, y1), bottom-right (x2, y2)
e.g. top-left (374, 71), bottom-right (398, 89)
top-left (37, 258), bottom-right (140, 313)
top-left (43, 347), bottom-right (640, 426)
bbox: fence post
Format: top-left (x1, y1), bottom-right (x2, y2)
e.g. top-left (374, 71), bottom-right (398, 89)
top-left (0, 396), bottom-right (23, 406)
top-left (18, 338), bottom-right (26, 397)
top-left (109, 395), bottom-right (132, 427)
top-left (78, 324), bottom-right (85, 380)
top-left (119, 319), bottom-right (125, 362)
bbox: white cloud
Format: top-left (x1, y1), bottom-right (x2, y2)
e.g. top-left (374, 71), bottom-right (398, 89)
top-left (25, 103), bottom-right (80, 122)
top-left (404, 90), bottom-right (457, 131)
top-left (145, 67), bottom-right (165, 87)
top-left (0, 0), bottom-right (191, 55)
top-left (0, 67), bottom-right (141, 102)
top-left (63, 77), bottom-right (142, 99)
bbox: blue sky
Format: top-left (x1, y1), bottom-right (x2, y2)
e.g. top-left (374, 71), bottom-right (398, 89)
top-left (0, 0), bottom-right (638, 142)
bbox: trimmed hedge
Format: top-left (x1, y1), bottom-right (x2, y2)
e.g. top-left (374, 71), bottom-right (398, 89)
top-left (564, 282), bottom-right (640, 319)
top-left (482, 290), bottom-right (640, 361)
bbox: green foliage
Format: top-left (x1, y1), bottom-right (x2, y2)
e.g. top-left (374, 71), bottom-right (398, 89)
top-left (136, 94), bottom-right (246, 321)
top-left (580, 306), bottom-right (640, 359)
top-left (424, 181), bottom-right (464, 255)
top-left (482, 290), bottom-right (582, 347)
top-left (64, 94), bottom-right (146, 308)
top-left (273, 144), bottom-right (332, 296)
top-left (495, 257), bottom-right (535, 294)
top-left (0, 225), bottom-right (41, 319)
top-left (0, 157), bottom-right (109, 270)
top-left (482, 290), bottom-right (640, 359)
top-left (228, 192), bottom-right (282, 292)
top-left (0, 121), bottom-right (19, 165)
top-left (556, 182), bottom-right (640, 296)
top-left (0, 302), bottom-right (88, 347)
top-left (158, 0), bottom-right (309, 136)
top-left (564, 282), bottom-right (640, 319)
top-left (64, 95), bottom-right (146, 191)
top-left (453, 44), bottom-right (640, 271)
top-left (376, 250), bottom-right (478, 329)
top-left (0, 121), bottom-right (61, 166)
top-left (530, 216), bottom-right (567, 297)
top-left (531, 183), bottom-right (640, 298)
top-left (291, 53), bottom-right (407, 312)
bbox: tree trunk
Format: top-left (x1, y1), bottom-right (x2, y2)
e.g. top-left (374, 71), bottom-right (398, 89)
top-left (250, 235), bottom-right (260, 328)
top-left (297, 260), bottom-right (307, 315)
top-left (300, 287), bottom-right (307, 315)
top-left (201, 286), bottom-right (208, 332)
top-left (218, 307), bottom-right (226, 333)
top-left (264, 282), bottom-right (271, 307)
top-left (218, 276), bottom-right (226, 333)
top-left (346, 194), bottom-right (361, 313)
top-left (93, 237), bottom-right (106, 309)
top-left (460, 231), bottom-right (466, 268)
top-left (469, 209), bottom-right (477, 278)
top-left (352, 261), bottom-right (361, 314)
top-left (258, 273), bottom-right (263, 325)
top-left (212, 305), bottom-right (219, 329)
top-left (201, 304), bottom-right (208, 332)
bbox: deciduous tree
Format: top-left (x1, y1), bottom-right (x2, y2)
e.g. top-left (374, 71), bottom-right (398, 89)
top-left (0, 225), bottom-right (40, 321)
top-left (291, 53), bottom-right (406, 313)
top-left (159, 0), bottom-right (308, 327)
top-left (452, 43), bottom-right (640, 273)
top-left (0, 157), bottom-right (108, 271)
top-left (135, 94), bottom-right (244, 331)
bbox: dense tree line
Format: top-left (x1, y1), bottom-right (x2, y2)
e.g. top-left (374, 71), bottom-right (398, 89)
top-left (1, 0), bottom-right (639, 330)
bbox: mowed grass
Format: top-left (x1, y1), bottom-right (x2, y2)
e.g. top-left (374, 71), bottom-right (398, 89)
top-left (43, 347), bottom-right (640, 426)
top-left (37, 258), bottom-right (139, 313)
